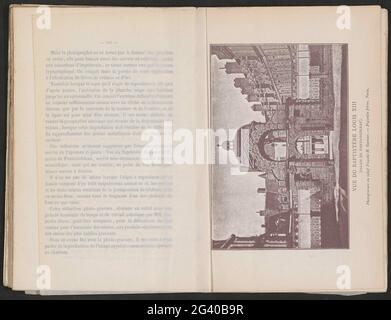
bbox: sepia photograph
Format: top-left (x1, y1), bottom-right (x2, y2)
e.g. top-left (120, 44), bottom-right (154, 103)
top-left (211, 44), bottom-right (349, 250)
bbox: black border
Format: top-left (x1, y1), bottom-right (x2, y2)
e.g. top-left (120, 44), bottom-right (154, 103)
top-left (0, 0), bottom-right (389, 301)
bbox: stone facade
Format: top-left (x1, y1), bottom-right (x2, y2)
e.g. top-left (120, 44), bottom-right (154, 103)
top-left (212, 44), bottom-right (342, 250)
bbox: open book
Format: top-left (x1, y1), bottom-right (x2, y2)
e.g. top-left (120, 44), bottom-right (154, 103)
top-left (4, 5), bottom-right (388, 294)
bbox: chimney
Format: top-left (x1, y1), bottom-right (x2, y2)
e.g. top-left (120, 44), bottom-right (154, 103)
top-left (257, 187), bottom-right (266, 194)
top-left (257, 210), bottom-right (266, 216)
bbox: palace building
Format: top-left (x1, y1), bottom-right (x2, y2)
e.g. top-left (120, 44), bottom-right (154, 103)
top-left (212, 44), bottom-right (342, 249)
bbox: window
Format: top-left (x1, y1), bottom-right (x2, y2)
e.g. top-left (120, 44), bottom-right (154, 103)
top-left (296, 135), bottom-right (329, 155)
top-left (259, 130), bottom-right (288, 161)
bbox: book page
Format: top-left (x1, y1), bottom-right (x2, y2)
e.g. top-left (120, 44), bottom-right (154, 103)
top-left (18, 6), bottom-right (210, 292)
top-left (8, 7), bottom-right (40, 290)
top-left (207, 6), bottom-right (387, 292)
